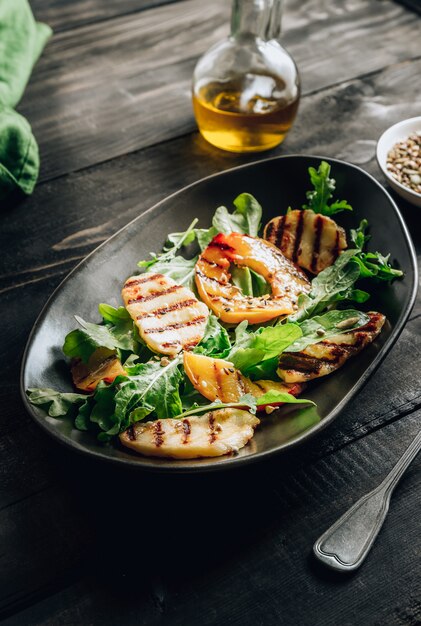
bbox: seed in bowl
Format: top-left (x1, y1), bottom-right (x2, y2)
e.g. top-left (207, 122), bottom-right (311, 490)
top-left (387, 132), bottom-right (421, 194)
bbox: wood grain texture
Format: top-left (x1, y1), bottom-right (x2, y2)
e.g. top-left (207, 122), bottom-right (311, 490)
top-left (18, 0), bottom-right (421, 181)
top-left (2, 0), bottom-right (421, 622)
top-left (0, 483), bottom-right (93, 619)
top-left (2, 410), bottom-right (420, 626)
top-left (31, 0), bottom-right (179, 32)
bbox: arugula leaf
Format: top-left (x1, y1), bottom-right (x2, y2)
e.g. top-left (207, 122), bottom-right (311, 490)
top-left (255, 390), bottom-right (315, 407)
top-left (194, 314), bottom-right (231, 358)
top-left (180, 378), bottom-right (210, 411)
top-left (250, 269), bottom-right (271, 297)
top-left (287, 309), bottom-right (370, 352)
top-left (337, 288), bottom-right (370, 304)
top-left (138, 218), bottom-right (198, 269)
top-left (117, 356), bottom-right (183, 423)
top-left (212, 193), bottom-right (262, 236)
top-left (89, 381), bottom-right (119, 433)
top-left (167, 226), bottom-right (217, 253)
top-left (175, 394), bottom-right (258, 418)
top-left (98, 303), bottom-right (131, 324)
top-left (350, 219), bottom-right (370, 250)
top-left (30, 355), bottom-right (185, 441)
top-left (141, 255), bottom-right (198, 291)
top-left (231, 267), bottom-right (270, 299)
top-left (165, 229), bottom-right (196, 249)
top-left (175, 389), bottom-right (314, 420)
top-left (289, 249), bottom-right (360, 323)
top-left (62, 329), bottom-right (99, 363)
top-left (75, 397), bottom-right (94, 431)
top-left (350, 219), bottom-right (403, 282)
top-left (303, 161), bottom-right (353, 216)
top-left (63, 314), bottom-right (137, 363)
top-left (352, 253), bottom-right (403, 281)
top-left (228, 322), bottom-right (302, 377)
top-left (239, 356), bottom-right (280, 381)
top-left (231, 266), bottom-right (253, 296)
top-left (27, 388), bottom-right (87, 417)
top-left (195, 227), bottom-right (218, 251)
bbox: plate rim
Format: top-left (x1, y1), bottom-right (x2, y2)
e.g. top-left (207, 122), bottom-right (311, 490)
top-left (20, 154), bottom-right (419, 473)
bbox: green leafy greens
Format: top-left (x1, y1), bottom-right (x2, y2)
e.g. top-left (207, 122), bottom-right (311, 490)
top-left (194, 314), bottom-right (231, 358)
top-left (29, 356), bottom-right (184, 441)
top-left (27, 388), bottom-right (88, 417)
top-left (303, 161), bottom-right (353, 216)
top-left (212, 193), bottom-right (262, 237)
top-left (164, 192), bottom-right (262, 255)
top-left (287, 309), bottom-right (370, 352)
top-left (175, 391), bottom-right (314, 420)
top-left (289, 249), bottom-right (361, 322)
top-left (137, 218), bottom-right (198, 269)
top-left (350, 219), bottom-right (403, 282)
top-left (63, 312), bottom-right (138, 363)
top-left (228, 322), bottom-right (302, 378)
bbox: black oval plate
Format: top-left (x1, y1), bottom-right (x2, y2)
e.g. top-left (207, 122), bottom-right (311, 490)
top-left (21, 156), bottom-right (418, 472)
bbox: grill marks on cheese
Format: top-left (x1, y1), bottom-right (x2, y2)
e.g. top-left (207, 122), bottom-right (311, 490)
top-left (195, 232), bottom-right (310, 324)
top-left (122, 273), bottom-right (209, 355)
top-left (119, 409), bottom-right (260, 459)
top-left (277, 312), bottom-right (386, 382)
top-left (264, 209), bottom-right (347, 274)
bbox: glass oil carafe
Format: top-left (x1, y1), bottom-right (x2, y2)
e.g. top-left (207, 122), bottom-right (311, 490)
top-left (192, 0), bottom-right (300, 153)
top-left (193, 0), bottom-right (300, 152)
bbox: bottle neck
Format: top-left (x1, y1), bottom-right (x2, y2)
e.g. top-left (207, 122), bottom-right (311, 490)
top-left (230, 0), bottom-right (283, 42)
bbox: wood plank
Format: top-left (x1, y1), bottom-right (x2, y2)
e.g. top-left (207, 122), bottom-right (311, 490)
top-left (0, 484), bottom-right (92, 619)
top-left (18, 0), bottom-right (421, 181)
top-left (2, 409), bottom-right (420, 625)
top-left (31, 0), bottom-right (180, 32)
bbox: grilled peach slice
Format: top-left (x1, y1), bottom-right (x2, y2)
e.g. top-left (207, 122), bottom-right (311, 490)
top-left (71, 347), bottom-right (126, 392)
top-left (195, 232), bottom-right (310, 324)
top-left (183, 352), bottom-right (303, 409)
top-left (264, 209), bottom-right (347, 274)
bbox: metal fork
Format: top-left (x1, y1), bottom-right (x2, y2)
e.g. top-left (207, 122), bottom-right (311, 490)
top-left (313, 428), bottom-right (421, 572)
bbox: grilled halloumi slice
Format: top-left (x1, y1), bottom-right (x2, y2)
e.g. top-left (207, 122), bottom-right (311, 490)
top-left (264, 209), bottom-right (347, 274)
top-left (277, 312), bottom-right (385, 382)
top-left (122, 273), bottom-right (209, 356)
top-left (119, 409), bottom-right (260, 459)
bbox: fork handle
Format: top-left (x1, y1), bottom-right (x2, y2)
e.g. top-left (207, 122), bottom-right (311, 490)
top-left (313, 428), bottom-right (421, 572)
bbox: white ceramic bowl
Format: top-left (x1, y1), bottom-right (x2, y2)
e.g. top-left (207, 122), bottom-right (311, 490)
top-left (376, 117), bottom-right (421, 208)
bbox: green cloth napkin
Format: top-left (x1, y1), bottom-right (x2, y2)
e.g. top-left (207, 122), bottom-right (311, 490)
top-left (0, 0), bottom-right (51, 199)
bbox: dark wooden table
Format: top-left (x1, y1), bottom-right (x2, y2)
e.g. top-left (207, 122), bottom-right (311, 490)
top-left (1, 1), bottom-right (420, 624)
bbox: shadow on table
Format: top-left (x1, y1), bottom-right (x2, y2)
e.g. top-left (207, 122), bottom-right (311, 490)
top-left (48, 422), bottom-right (356, 617)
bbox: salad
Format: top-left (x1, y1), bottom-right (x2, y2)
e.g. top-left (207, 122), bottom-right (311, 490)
top-left (27, 162), bottom-right (403, 459)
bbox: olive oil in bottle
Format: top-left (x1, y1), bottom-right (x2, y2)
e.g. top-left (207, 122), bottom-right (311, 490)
top-left (192, 76), bottom-right (300, 153)
top-left (192, 0), bottom-right (300, 153)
